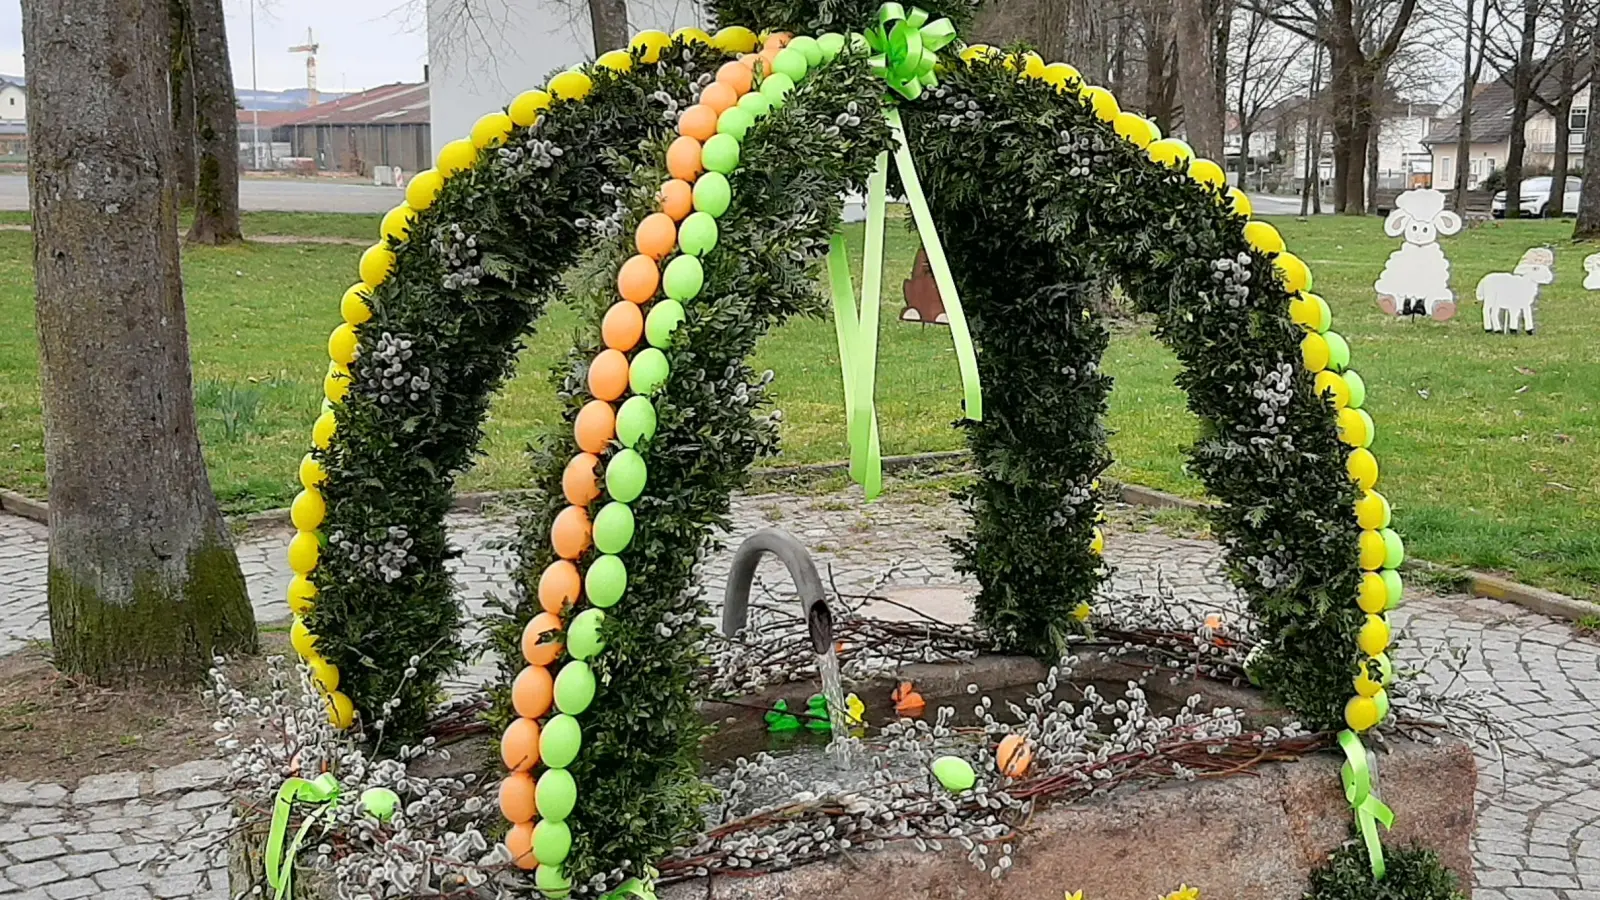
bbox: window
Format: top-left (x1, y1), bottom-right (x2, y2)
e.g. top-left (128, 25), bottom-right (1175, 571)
top-left (1572, 108), bottom-right (1588, 134)
top-left (1439, 156), bottom-right (1452, 183)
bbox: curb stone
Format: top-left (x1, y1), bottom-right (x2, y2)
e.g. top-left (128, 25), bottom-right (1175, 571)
top-left (2, 451), bottom-right (1592, 622)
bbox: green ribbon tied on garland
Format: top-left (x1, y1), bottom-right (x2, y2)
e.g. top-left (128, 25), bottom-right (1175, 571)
top-left (830, 3), bottom-right (982, 499)
top-left (1338, 729), bottom-right (1395, 881)
top-left (265, 773), bottom-right (341, 900)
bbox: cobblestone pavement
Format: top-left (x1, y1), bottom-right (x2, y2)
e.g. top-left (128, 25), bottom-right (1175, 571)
top-left (4, 491), bottom-right (1600, 897)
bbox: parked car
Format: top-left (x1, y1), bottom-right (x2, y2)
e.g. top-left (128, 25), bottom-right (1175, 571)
top-left (1492, 176), bottom-right (1582, 217)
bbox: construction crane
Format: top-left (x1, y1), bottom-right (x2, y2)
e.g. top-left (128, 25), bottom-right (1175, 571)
top-left (289, 28), bottom-right (319, 107)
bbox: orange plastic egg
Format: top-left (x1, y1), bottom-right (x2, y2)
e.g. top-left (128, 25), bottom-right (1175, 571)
top-left (588, 349), bottom-right (631, 401)
top-left (759, 48), bottom-right (781, 69)
top-left (634, 213), bottom-right (677, 260)
top-left (505, 822), bottom-right (537, 870)
top-left (618, 254), bottom-right (660, 304)
top-left (513, 664), bottom-right (555, 719)
top-left (717, 61), bottom-right (754, 94)
top-left (763, 32), bottom-right (791, 51)
top-left (678, 104), bottom-right (719, 141)
top-left (602, 301), bottom-right (644, 351)
top-left (659, 179), bottom-right (694, 220)
top-left (550, 506), bottom-right (592, 560)
top-left (700, 82), bottom-right (738, 113)
top-left (997, 734), bottom-right (1032, 778)
top-left (667, 136), bottom-right (704, 182)
top-left (501, 716), bottom-right (541, 771)
top-left (738, 53), bottom-right (760, 70)
top-left (522, 610), bottom-right (566, 666)
top-left (561, 454), bottom-right (601, 508)
top-left (574, 400), bottom-right (617, 454)
top-left (539, 558), bottom-right (584, 612)
top-left (499, 772), bottom-right (537, 823)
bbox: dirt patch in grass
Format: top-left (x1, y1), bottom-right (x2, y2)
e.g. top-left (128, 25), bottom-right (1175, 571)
top-left (0, 631), bottom-right (288, 784)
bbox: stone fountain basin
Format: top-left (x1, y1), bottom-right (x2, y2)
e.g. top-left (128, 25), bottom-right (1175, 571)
top-left (685, 653), bottom-right (1477, 900)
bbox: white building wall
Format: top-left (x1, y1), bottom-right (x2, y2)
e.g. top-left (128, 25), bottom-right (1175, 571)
top-left (0, 84), bottom-right (25, 123)
top-left (427, 0), bottom-right (706, 159)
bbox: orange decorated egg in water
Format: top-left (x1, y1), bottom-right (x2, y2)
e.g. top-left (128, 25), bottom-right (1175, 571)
top-left (501, 716), bottom-right (541, 771)
top-left (513, 664), bottom-right (555, 718)
top-left (996, 734), bottom-right (1032, 778)
top-left (522, 611), bottom-right (566, 666)
top-left (499, 772), bottom-right (537, 823)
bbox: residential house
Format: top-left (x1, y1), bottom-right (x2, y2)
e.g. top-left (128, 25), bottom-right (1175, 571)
top-left (0, 75), bottom-right (26, 160)
top-left (1423, 70), bottom-right (1592, 191)
top-left (1260, 94), bottom-right (1439, 193)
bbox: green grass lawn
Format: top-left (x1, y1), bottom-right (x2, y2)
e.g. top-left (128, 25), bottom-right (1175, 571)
top-left (0, 213), bottom-right (1596, 599)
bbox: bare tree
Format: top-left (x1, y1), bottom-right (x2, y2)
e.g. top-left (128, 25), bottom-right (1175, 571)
top-left (23, 0), bottom-right (257, 683)
top-left (1501, 0), bottom-right (1544, 217)
top-left (185, 0), bottom-right (242, 244)
top-left (1576, 4), bottom-right (1600, 238)
top-left (1229, 7), bottom-right (1310, 184)
top-left (1527, 0), bottom-right (1589, 215)
top-left (168, 0), bottom-right (196, 208)
top-left (1453, 0), bottom-right (1494, 214)
top-left (1175, 0), bottom-right (1225, 158)
top-left (1301, 41), bottom-right (1327, 215)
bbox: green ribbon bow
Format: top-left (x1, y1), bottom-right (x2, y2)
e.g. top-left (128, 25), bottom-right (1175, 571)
top-left (829, 3), bottom-right (982, 499)
top-left (863, 3), bottom-right (956, 100)
top-left (1338, 729), bottom-right (1395, 880)
top-left (265, 773), bottom-right (341, 900)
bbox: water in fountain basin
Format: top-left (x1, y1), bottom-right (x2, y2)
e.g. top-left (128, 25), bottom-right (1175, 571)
top-left (815, 647), bottom-right (856, 770)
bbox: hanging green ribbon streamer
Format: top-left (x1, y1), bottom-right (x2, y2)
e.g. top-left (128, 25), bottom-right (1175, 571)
top-left (1338, 729), bottom-right (1395, 881)
top-left (265, 773), bottom-right (341, 900)
top-left (829, 4), bottom-right (982, 499)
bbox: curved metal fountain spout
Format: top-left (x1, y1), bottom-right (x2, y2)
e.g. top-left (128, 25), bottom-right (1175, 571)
top-left (721, 528), bottom-right (832, 653)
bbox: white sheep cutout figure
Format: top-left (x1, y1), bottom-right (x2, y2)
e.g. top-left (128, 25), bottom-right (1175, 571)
top-left (1375, 188), bottom-right (1463, 321)
top-left (1584, 252), bottom-right (1600, 290)
top-left (1477, 248), bottom-right (1555, 335)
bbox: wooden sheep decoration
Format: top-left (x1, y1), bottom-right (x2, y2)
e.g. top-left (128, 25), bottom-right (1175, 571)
top-left (1584, 252), bottom-right (1600, 291)
top-left (1477, 248), bottom-right (1554, 335)
top-left (1375, 188), bottom-right (1463, 321)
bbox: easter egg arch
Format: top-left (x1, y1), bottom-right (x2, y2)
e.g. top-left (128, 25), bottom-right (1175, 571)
top-left (283, 0), bottom-right (1406, 892)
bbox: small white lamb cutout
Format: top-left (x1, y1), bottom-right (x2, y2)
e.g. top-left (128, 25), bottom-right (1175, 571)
top-left (1584, 252), bottom-right (1600, 290)
top-left (1477, 247), bottom-right (1554, 335)
top-left (1375, 188), bottom-right (1463, 321)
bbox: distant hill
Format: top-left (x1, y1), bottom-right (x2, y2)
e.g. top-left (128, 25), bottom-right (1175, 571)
top-left (237, 87), bottom-right (352, 112)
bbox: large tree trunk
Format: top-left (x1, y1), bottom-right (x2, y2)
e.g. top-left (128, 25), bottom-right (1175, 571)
top-left (1577, 13), bottom-right (1600, 239)
top-left (186, 0), bottom-right (241, 245)
top-left (1173, 0), bottom-right (1223, 159)
top-left (1452, 0), bottom-right (1477, 213)
top-left (23, 0), bottom-right (256, 684)
top-left (168, 0), bottom-right (196, 209)
top-left (587, 0), bottom-right (629, 57)
top-left (1502, 0), bottom-right (1539, 218)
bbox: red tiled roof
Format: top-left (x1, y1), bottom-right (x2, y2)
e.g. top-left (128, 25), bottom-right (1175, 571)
top-left (273, 83), bottom-right (430, 127)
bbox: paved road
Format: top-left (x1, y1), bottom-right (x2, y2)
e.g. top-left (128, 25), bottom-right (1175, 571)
top-left (0, 174), bottom-right (404, 215)
top-left (4, 491), bottom-right (1594, 898)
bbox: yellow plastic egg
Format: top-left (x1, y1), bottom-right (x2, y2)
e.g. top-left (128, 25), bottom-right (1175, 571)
top-left (436, 138), bottom-right (478, 176)
top-left (1357, 572), bottom-right (1389, 613)
top-left (1346, 447), bottom-right (1379, 491)
top-left (359, 244), bottom-right (395, 287)
top-left (341, 284), bottom-right (373, 326)
top-left (1353, 660), bottom-right (1383, 697)
top-left (1147, 138), bottom-right (1193, 168)
top-left (1020, 52), bottom-right (1047, 79)
top-left (1355, 490), bottom-right (1391, 530)
top-left (1358, 530), bottom-right (1386, 571)
top-left (630, 30), bottom-right (674, 62)
top-left (1337, 407), bottom-right (1374, 449)
top-left (324, 362), bottom-right (351, 404)
top-left (309, 657), bottom-right (340, 693)
top-left (1228, 188), bottom-right (1253, 217)
top-left (1357, 614), bottom-right (1391, 656)
top-left (298, 453), bottom-right (327, 489)
top-left (471, 112), bottom-right (514, 149)
top-left (548, 69), bottom-right (593, 101)
top-left (405, 169), bottom-right (444, 211)
top-left (1300, 333), bottom-right (1330, 373)
top-left (1344, 695), bottom-right (1380, 732)
top-left (290, 617), bottom-right (319, 658)
top-left (328, 324), bottom-right (359, 366)
top-left (1276, 251), bottom-right (1312, 293)
top-left (1243, 220), bottom-right (1285, 255)
top-left (596, 50), bottom-right (633, 73)
top-left (959, 44), bottom-right (997, 64)
top-left (1080, 86), bottom-right (1120, 121)
top-left (326, 691), bottom-right (355, 729)
top-left (287, 574), bottom-right (317, 615)
top-left (710, 26), bottom-right (758, 53)
top-left (672, 26), bottom-right (711, 45)
top-left (291, 489), bottom-right (326, 531)
top-left (1112, 112), bottom-right (1157, 148)
top-left (380, 204), bottom-right (415, 243)
top-left (1314, 370), bottom-right (1350, 410)
top-left (312, 410), bottom-right (337, 450)
top-left (1188, 158), bottom-right (1227, 189)
top-left (1041, 63), bottom-right (1080, 89)
top-left (509, 89), bottom-right (552, 126)
top-left (1090, 526), bottom-right (1104, 555)
top-left (287, 530), bottom-right (321, 575)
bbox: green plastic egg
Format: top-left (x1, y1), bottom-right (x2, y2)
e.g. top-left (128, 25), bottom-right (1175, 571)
top-left (700, 134), bottom-right (740, 174)
top-left (1381, 569), bottom-right (1404, 609)
top-left (1344, 370), bottom-right (1367, 408)
top-left (816, 33), bottom-right (845, 62)
top-left (605, 448), bottom-right (647, 502)
top-left (1381, 528), bottom-right (1405, 569)
top-left (615, 396), bottom-right (657, 446)
top-left (716, 106), bottom-right (755, 141)
top-left (628, 347), bottom-right (670, 395)
top-left (584, 555), bottom-right (627, 609)
top-left (663, 255), bottom-right (704, 300)
top-left (679, 212), bottom-right (719, 257)
top-left (535, 864), bottom-right (571, 897)
top-left (592, 501), bottom-right (636, 554)
top-left (772, 47), bottom-right (808, 82)
top-left (737, 91), bottom-right (772, 118)
top-left (533, 820), bottom-right (572, 866)
top-left (554, 661), bottom-right (596, 715)
top-left (760, 73), bottom-right (795, 106)
top-left (646, 299), bottom-right (686, 349)
top-left (567, 608), bottom-right (607, 660)
top-left (787, 35), bottom-right (823, 67)
top-left (539, 715), bottom-right (583, 770)
top-left (693, 172), bottom-right (731, 218)
top-left (931, 755), bottom-right (976, 793)
top-left (1372, 688), bottom-right (1391, 723)
top-left (536, 767), bottom-right (576, 821)
top-left (1324, 332), bottom-right (1351, 372)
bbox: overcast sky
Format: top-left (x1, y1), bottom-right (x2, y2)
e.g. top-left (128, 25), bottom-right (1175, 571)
top-left (0, 0), bottom-right (429, 92)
